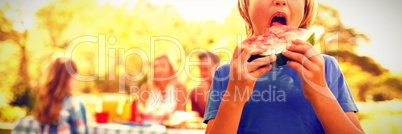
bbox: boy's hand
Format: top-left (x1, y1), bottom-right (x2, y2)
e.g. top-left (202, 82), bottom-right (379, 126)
top-left (227, 44), bottom-right (277, 104)
top-left (282, 39), bottom-right (335, 101)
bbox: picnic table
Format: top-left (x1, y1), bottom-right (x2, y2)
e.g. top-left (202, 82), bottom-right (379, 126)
top-left (89, 122), bottom-right (205, 134)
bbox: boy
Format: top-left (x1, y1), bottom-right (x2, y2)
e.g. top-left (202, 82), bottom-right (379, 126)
top-left (203, 0), bottom-right (364, 133)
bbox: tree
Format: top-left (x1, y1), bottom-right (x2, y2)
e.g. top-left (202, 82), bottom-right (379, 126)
top-left (0, 2), bottom-right (34, 112)
top-left (314, 3), bottom-right (402, 101)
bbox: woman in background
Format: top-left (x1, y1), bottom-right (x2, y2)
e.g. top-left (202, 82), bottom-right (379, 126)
top-left (138, 54), bottom-right (186, 120)
top-left (12, 58), bottom-right (88, 134)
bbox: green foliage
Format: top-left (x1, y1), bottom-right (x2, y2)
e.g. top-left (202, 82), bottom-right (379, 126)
top-left (9, 79), bottom-right (36, 112)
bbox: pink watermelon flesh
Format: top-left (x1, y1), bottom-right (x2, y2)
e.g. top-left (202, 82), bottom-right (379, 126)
top-left (244, 22), bottom-right (311, 67)
top-left (243, 22), bottom-right (307, 54)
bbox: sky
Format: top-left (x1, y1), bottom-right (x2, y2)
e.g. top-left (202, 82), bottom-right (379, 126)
top-left (147, 0), bottom-right (237, 23)
top-left (2, 0), bottom-right (402, 73)
top-left (318, 0), bottom-right (402, 73)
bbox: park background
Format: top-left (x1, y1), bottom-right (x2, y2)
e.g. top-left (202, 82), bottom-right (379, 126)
top-left (0, 0), bottom-right (402, 133)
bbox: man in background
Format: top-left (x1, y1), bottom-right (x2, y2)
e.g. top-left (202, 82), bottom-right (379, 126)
top-left (190, 51), bottom-right (220, 117)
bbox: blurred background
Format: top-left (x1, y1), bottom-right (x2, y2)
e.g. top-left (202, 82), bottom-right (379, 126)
top-left (0, 0), bottom-right (401, 133)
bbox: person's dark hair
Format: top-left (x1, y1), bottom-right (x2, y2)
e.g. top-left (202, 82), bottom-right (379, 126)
top-left (198, 51), bottom-right (220, 64)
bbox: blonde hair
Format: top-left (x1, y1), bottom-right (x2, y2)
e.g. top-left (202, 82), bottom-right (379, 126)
top-left (238, 0), bottom-right (317, 36)
top-left (150, 54), bottom-right (178, 81)
top-left (155, 54), bottom-right (176, 76)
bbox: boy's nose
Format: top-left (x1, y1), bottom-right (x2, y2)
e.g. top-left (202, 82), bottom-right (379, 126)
top-left (273, 0), bottom-right (287, 6)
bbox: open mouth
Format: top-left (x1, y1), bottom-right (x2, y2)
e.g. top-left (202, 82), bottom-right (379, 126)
top-left (270, 12), bottom-right (287, 27)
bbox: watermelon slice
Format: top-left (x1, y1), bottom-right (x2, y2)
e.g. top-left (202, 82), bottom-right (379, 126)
top-left (245, 22), bottom-right (315, 67)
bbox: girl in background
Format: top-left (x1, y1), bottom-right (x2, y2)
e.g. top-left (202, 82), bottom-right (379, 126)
top-left (12, 58), bottom-right (88, 134)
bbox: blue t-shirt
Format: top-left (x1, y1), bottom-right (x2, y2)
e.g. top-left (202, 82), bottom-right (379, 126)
top-left (203, 54), bottom-right (358, 134)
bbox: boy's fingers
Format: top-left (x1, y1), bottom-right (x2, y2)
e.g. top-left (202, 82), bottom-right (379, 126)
top-left (282, 50), bottom-right (314, 70)
top-left (287, 60), bottom-right (309, 76)
top-left (232, 46), bottom-right (239, 59)
top-left (292, 39), bottom-right (312, 47)
top-left (233, 45), bottom-right (251, 59)
top-left (290, 40), bottom-right (322, 63)
top-left (287, 61), bottom-right (317, 84)
top-left (232, 45), bottom-right (265, 74)
top-left (247, 55), bottom-right (276, 72)
top-left (232, 45), bottom-right (250, 68)
top-left (250, 64), bottom-right (273, 78)
top-left (286, 43), bottom-right (310, 54)
top-left (240, 47), bottom-right (265, 63)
